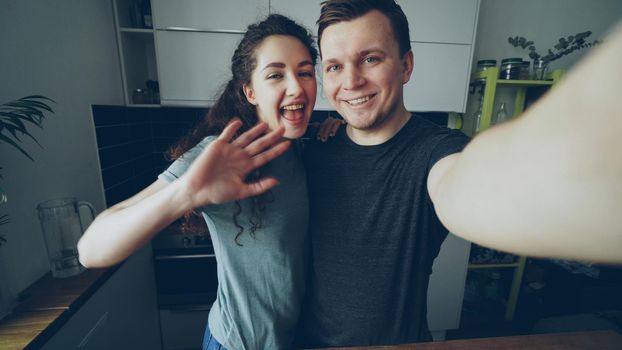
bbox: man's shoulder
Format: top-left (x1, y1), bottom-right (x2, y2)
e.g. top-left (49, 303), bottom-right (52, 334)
top-left (400, 114), bottom-right (468, 147)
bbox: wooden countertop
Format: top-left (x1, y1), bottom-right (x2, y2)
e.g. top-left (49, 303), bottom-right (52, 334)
top-left (316, 330), bottom-right (622, 350)
top-left (0, 267), bottom-right (117, 350)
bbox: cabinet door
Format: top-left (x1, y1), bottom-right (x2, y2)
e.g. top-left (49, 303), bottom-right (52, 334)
top-left (427, 234), bottom-right (471, 338)
top-left (42, 246), bottom-right (161, 349)
top-left (398, 0), bottom-right (480, 44)
top-left (160, 309), bottom-right (210, 350)
top-left (156, 30), bottom-right (243, 106)
top-left (404, 42), bottom-right (473, 112)
top-left (152, 0), bottom-right (268, 31)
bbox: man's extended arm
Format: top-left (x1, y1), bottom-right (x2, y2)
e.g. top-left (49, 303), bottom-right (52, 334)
top-left (428, 22), bottom-right (622, 264)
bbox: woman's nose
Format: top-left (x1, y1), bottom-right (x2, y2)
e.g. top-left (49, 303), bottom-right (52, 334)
top-left (286, 77), bottom-right (304, 96)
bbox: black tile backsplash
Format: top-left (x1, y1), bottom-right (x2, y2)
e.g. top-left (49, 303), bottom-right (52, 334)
top-left (93, 105), bottom-right (447, 207)
top-left (93, 105), bottom-right (205, 207)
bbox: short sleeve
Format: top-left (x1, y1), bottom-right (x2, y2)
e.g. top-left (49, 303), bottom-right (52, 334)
top-left (427, 129), bottom-right (470, 172)
top-left (158, 136), bottom-right (217, 183)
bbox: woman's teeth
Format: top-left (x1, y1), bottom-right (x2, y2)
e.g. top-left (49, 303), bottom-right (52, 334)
top-left (282, 104), bottom-right (304, 111)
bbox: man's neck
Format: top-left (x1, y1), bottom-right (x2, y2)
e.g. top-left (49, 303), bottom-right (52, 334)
top-left (346, 109), bottom-right (412, 146)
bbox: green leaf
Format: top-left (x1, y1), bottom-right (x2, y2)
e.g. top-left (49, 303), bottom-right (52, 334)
top-left (0, 133), bottom-right (35, 161)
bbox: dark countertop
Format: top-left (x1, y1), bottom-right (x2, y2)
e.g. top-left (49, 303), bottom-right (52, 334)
top-left (0, 266), bottom-right (118, 350)
top-left (314, 330), bottom-right (622, 350)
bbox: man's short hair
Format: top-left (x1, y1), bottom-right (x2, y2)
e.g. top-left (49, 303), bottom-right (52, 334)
top-left (317, 0), bottom-right (412, 57)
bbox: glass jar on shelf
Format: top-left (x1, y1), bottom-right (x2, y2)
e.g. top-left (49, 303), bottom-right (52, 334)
top-left (499, 57), bottom-right (523, 80)
top-left (532, 58), bottom-right (549, 80)
top-left (132, 88), bottom-right (149, 104)
top-left (519, 61), bottom-right (531, 80)
top-left (476, 59), bottom-right (497, 73)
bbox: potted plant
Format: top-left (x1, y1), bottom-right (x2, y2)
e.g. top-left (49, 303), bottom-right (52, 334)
top-left (508, 31), bottom-right (601, 79)
top-left (0, 95), bottom-right (55, 246)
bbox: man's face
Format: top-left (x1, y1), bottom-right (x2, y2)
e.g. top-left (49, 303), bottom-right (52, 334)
top-left (320, 10), bottom-right (413, 133)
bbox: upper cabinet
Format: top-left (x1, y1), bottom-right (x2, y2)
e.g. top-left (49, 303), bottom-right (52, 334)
top-left (399, 0), bottom-right (479, 44)
top-left (155, 31), bottom-right (243, 106)
top-left (152, 0), bottom-right (268, 31)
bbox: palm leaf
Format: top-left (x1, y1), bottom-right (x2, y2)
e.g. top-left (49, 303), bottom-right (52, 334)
top-left (0, 96), bottom-right (54, 161)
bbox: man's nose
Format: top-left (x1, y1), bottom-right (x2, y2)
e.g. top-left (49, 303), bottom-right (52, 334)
top-left (342, 66), bottom-right (365, 90)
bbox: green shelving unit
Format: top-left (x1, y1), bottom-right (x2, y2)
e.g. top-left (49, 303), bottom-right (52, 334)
top-left (466, 66), bottom-right (565, 321)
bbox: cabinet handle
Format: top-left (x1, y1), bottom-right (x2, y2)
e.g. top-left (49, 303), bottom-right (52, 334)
top-left (161, 27), bottom-right (245, 34)
top-left (155, 254), bottom-right (215, 260)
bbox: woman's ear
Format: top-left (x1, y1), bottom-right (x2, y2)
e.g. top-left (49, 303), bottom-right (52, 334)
top-left (243, 84), bottom-right (257, 105)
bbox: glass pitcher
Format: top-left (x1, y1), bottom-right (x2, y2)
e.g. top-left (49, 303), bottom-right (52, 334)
top-left (37, 198), bottom-right (95, 278)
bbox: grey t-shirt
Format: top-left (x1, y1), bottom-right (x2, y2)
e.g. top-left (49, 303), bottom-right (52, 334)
top-left (159, 136), bottom-right (309, 350)
top-left (298, 115), bottom-right (469, 347)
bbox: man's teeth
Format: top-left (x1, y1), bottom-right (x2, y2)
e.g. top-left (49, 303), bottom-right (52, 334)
top-left (282, 104), bottom-right (304, 111)
top-left (347, 96), bottom-right (371, 105)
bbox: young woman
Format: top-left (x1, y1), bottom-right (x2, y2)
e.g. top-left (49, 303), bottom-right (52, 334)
top-left (78, 14), bottom-right (319, 350)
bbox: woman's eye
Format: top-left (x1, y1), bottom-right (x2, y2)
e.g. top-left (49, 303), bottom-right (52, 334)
top-left (299, 71), bottom-right (315, 78)
top-left (267, 73), bottom-right (283, 80)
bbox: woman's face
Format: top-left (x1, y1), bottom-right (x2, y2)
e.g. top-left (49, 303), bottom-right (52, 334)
top-left (243, 35), bottom-right (317, 139)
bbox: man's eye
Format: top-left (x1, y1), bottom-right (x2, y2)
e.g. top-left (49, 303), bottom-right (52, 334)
top-left (364, 56), bottom-right (379, 64)
top-left (326, 64), bottom-right (341, 73)
top-left (299, 70), bottom-right (315, 78)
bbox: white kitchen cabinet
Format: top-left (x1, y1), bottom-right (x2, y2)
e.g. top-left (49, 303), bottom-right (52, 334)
top-left (155, 30), bottom-right (243, 106)
top-left (42, 245), bottom-right (161, 349)
top-left (398, 0), bottom-right (480, 44)
top-left (405, 42), bottom-right (474, 112)
top-left (152, 0), bottom-right (268, 32)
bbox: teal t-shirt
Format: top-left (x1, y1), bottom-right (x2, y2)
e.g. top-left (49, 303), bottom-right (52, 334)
top-left (158, 136), bottom-right (309, 350)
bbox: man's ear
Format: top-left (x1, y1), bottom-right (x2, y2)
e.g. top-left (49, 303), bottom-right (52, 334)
top-left (243, 84), bottom-right (257, 105)
top-left (401, 50), bottom-right (414, 85)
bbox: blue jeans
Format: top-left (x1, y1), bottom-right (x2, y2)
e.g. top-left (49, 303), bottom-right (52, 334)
top-left (203, 326), bottom-right (228, 350)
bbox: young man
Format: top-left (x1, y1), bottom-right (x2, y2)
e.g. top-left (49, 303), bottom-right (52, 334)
top-left (298, 0), bottom-right (470, 347)
top-left (298, 0), bottom-right (622, 348)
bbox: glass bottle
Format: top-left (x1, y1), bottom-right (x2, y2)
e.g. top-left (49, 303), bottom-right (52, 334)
top-left (472, 103), bottom-right (482, 134)
top-left (463, 89), bottom-right (483, 136)
top-left (494, 102), bottom-right (509, 125)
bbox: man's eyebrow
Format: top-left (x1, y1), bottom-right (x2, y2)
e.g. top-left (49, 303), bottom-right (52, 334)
top-left (298, 60), bottom-right (313, 67)
top-left (360, 48), bottom-right (385, 56)
top-left (321, 48), bottom-right (386, 65)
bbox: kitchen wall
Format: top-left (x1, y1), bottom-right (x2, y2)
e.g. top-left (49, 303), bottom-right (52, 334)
top-left (0, 0), bottom-right (122, 306)
top-left (468, 0), bottom-right (622, 115)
